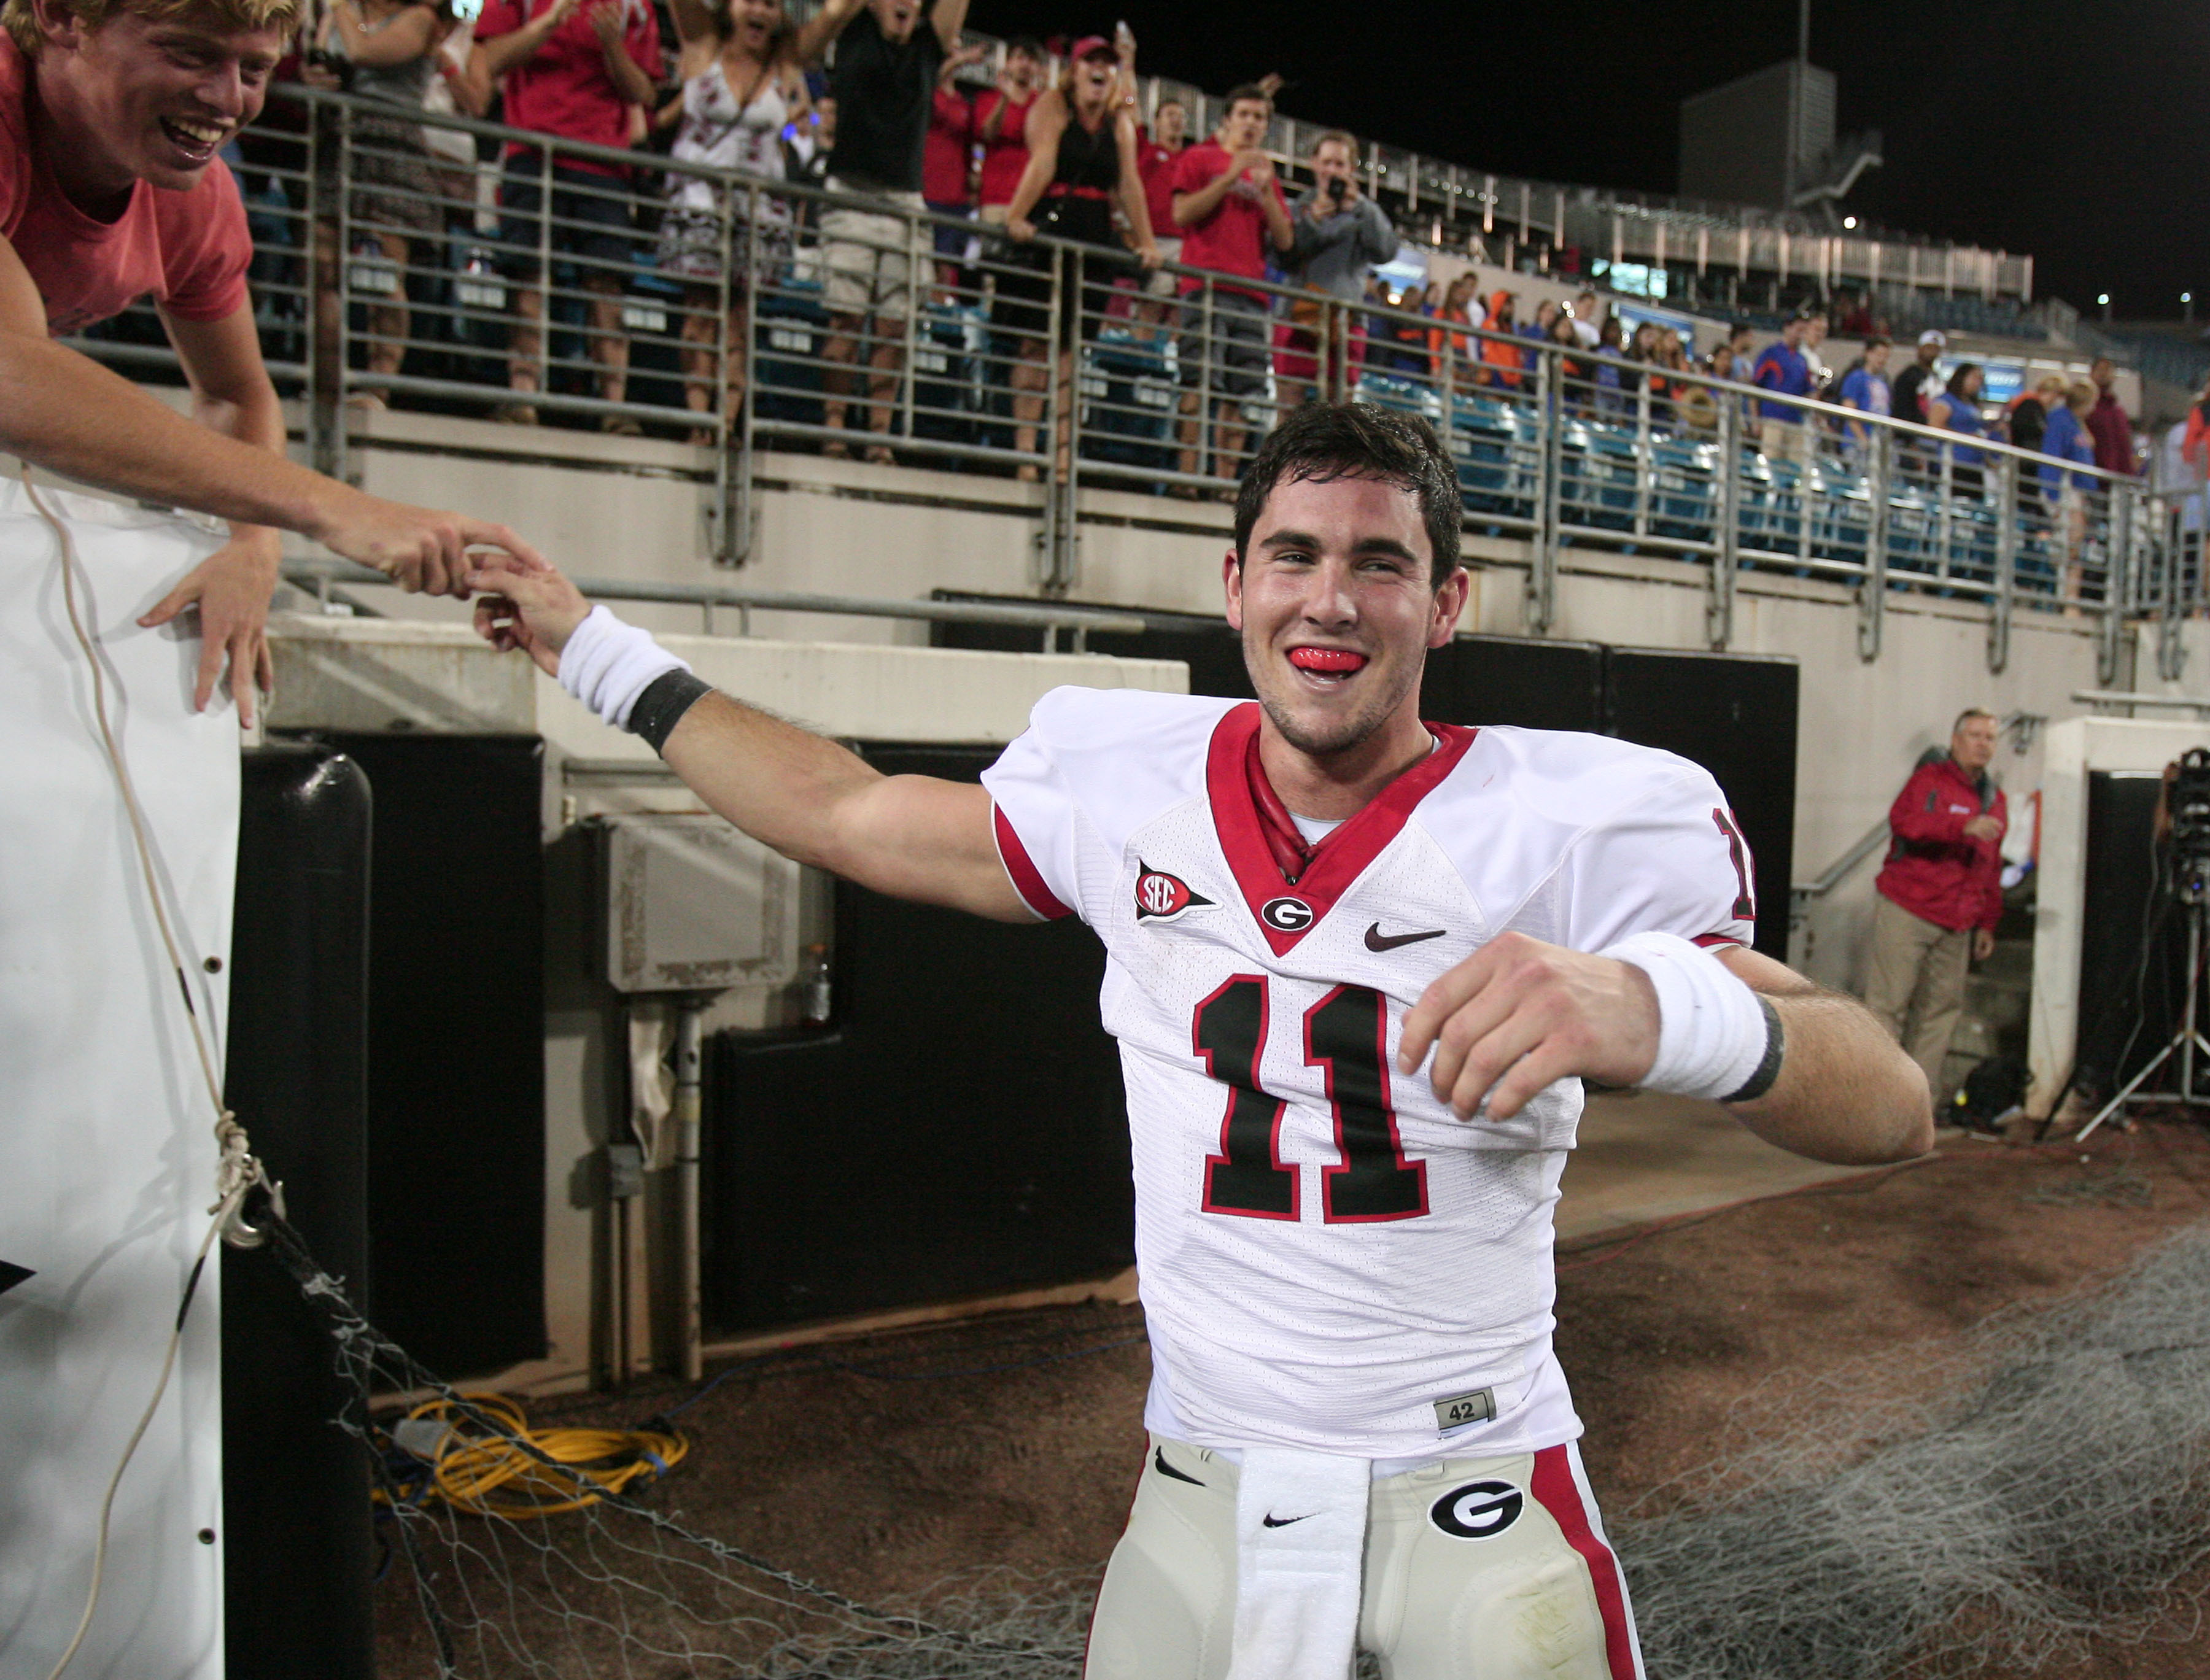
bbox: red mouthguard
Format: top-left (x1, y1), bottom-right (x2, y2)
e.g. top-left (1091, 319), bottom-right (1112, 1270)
top-left (1287, 647), bottom-right (1368, 673)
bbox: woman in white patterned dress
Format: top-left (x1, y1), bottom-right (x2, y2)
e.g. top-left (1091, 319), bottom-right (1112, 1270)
top-left (654, 0), bottom-right (807, 444)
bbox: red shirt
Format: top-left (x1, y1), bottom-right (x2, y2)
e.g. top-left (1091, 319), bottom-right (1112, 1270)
top-left (923, 83), bottom-right (972, 207)
top-left (2087, 391), bottom-right (2138, 477)
top-left (1874, 755), bottom-right (2007, 934)
top-left (1136, 133), bottom-right (1182, 242)
top-left (0, 37), bottom-right (250, 337)
top-left (1168, 141), bottom-right (1286, 302)
top-left (476, 0), bottom-right (662, 176)
top-left (973, 87), bottom-right (1035, 208)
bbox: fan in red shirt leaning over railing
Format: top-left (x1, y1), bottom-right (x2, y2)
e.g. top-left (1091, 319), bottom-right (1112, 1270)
top-left (0, 0), bottom-right (537, 721)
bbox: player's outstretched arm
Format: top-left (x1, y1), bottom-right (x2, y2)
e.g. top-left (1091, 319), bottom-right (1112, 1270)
top-left (1397, 932), bottom-right (1930, 1166)
top-left (1708, 946), bottom-right (1932, 1164)
top-left (471, 559), bottom-right (1033, 923)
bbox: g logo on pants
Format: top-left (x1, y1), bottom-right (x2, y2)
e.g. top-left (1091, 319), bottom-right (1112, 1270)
top-left (1430, 1479), bottom-right (1523, 1540)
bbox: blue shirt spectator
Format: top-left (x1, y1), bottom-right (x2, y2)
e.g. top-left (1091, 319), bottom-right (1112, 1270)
top-left (1837, 342), bottom-right (1893, 454)
top-left (1927, 364), bottom-right (1991, 471)
top-left (1838, 366), bottom-right (1890, 418)
top-left (2041, 390), bottom-right (2098, 497)
top-left (1751, 320), bottom-right (1815, 422)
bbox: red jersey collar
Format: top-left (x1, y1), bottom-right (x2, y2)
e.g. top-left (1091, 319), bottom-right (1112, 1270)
top-left (1207, 702), bottom-right (1476, 956)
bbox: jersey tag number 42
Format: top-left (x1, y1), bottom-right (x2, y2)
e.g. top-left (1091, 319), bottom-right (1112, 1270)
top-left (1434, 1388), bottom-right (1497, 1433)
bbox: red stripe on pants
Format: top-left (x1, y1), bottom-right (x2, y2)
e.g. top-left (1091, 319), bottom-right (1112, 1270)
top-left (1529, 1444), bottom-right (1637, 1680)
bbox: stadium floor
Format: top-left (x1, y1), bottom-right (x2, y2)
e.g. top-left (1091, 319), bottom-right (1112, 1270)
top-left (374, 1119), bottom-right (2210, 1678)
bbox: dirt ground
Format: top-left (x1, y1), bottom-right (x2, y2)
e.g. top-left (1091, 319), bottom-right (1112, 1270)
top-left (378, 1118), bottom-right (2210, 1678)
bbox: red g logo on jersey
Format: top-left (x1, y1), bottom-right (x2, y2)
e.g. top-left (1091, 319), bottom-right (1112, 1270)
top-left (1134, 862), bottom-right (1214, 924)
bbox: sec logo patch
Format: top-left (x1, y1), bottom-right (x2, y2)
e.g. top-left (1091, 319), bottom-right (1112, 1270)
top-left (1430, 1480), bottom-right (1524, 1541)
top-left (1134, 862), bottom-right (1214, 924)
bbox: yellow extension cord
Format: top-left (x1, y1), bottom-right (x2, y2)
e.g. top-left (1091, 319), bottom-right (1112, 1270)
top-left (381, 1393), bottom-right (689, 1520)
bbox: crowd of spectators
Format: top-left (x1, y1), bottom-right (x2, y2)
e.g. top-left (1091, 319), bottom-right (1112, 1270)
top-left (204, 2), bottom-right (2160, 514)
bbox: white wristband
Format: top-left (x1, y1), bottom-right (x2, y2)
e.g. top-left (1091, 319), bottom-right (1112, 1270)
top-left (557, 605), bottom-right (690, 730)
top-left (1600, 931), bottom-right (1774, 1102)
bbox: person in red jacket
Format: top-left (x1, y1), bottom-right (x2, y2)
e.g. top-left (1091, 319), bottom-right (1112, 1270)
top-left (1865, 708), bottom-right (2007, 1112)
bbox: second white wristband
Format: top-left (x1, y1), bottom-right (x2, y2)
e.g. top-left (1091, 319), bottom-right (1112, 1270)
top-left (558, 604), bottom-right (690, 730)
top-left (1600, 930), bottom-right (1772, 1102)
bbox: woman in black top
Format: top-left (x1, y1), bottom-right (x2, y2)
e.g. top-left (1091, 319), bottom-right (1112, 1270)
top-left (999, 36), bottom-right (1160, 478)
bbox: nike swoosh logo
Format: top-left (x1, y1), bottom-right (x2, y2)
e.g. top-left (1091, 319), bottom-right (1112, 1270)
top-left (1153, 1446), bottom-right (1205, 1487)
top-left (1261, 1512), bottom-right (1313, 1528)
top-left (1365, 922), bottom-right (1446, 951)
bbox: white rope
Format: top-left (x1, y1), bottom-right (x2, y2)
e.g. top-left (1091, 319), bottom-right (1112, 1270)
top-left (24, 465), bottom-right (271, 1680)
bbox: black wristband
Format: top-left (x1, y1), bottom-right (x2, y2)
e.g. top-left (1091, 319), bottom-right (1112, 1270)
top-left (627, 668), bottom-right (713, 752)
top-left (1719, 994), bottom-right (1786, 1104)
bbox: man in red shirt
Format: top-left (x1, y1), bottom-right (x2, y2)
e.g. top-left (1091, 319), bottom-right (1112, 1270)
top-left (2085, 355), bottom-right (2138, 478)
top-left (1, 0), bottom-right (525, 721)
top-left (1169, 83), bottom-right (1289, 489)
top-left (475, 0), bottom-right (661, 428)
top-left (1864, 708), bottom-right (2008, 1114)
top-left (970, 34), bottom-right (1038, 228)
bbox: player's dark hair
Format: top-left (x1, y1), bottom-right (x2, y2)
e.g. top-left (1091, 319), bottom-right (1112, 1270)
top-left (1233, 403), bottom-right (1463, 587)
top-left (1222, 82), bottom-right (1274, 113)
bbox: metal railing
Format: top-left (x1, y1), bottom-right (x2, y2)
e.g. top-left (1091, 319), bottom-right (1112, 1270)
top-left (77, 88), bottom-right (2203, 672)
top-left (283, 559), bottom-right (1148, 649)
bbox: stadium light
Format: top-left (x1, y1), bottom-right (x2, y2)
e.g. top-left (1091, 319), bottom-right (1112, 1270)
top-left (2098, 293), bottom-right (2111, 305)
top-left (1842, 215), bottom-right (1858, 230)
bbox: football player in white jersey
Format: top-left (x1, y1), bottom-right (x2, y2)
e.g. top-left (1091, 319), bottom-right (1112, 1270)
top-left (468, 403), bottom-right (1930, 1680)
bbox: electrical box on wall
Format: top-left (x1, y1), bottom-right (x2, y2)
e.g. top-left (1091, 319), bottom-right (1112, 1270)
top-left (599, 814), bottom-right (802, 993)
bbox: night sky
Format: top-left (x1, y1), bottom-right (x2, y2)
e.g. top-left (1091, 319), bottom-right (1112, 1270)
top-left (975, 0), bottom-right (2208, 322)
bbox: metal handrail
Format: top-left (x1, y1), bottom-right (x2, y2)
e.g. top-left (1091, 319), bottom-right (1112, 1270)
top-left (1791, 816), bottom-right (1893, 913)
top-left (2071, 691), bottom-right (2210, 715)
top-left (282, 560), bottom-right (1149, 649)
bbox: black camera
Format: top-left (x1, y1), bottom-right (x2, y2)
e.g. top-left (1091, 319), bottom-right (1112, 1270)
top-left (1327, 176), bottom-right (1347, 204)
top-left (2168, 748), bottom-right (2210, 899)
top-left (305, 47), bottom-right (355, 88)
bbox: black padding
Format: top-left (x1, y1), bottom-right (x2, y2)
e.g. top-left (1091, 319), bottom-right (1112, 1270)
top-left (2076, 771), bottom-right (2187, 1097)
top-left (929, 594), bottom-right (1255, 700)
top-left (329, 734), bottom-right (547, 1377)
top-left (703, 743), bottom-right (1132, 1334)
top-left (1605, 648), bottom-right (1799, 961)
top-left (925, 594), bottom-right (1608, 730)
top-left (1419, 633), bottom-right (1606, 731)
top-left (223, 745), bottom-right (373, 1680)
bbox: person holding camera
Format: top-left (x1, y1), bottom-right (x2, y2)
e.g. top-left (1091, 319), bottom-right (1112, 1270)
top-left (1864, 708), bottom-right (2008, 1115)
top-left (1278, 128), bottom-right (1393, 408)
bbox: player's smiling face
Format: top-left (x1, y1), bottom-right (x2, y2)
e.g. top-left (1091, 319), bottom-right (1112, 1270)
top-left (1224, 472), bottom-right (1464, 763)
top-left (35, 4), bottom-right (286, 203)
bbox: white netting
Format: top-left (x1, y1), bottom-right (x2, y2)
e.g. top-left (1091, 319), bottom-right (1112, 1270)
top-left (266, 1212), bottom-right (1105, 1679)
top-left (1615, 1218), bottom-right (2210, 1679)
top-left (261, 1204), bottom-right (2210, 1678)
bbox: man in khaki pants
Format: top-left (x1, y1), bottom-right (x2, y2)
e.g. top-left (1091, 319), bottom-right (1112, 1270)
top-left (1864, 710), bottom-right (2007, 1113)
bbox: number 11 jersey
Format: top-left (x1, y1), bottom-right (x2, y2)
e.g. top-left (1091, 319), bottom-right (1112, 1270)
top-left (982, 688), bottom-right (1754, 1463)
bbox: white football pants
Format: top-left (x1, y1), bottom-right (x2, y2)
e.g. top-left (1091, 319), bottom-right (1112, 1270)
top-left (1084, 1434), bottom-right (1646, 1680)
